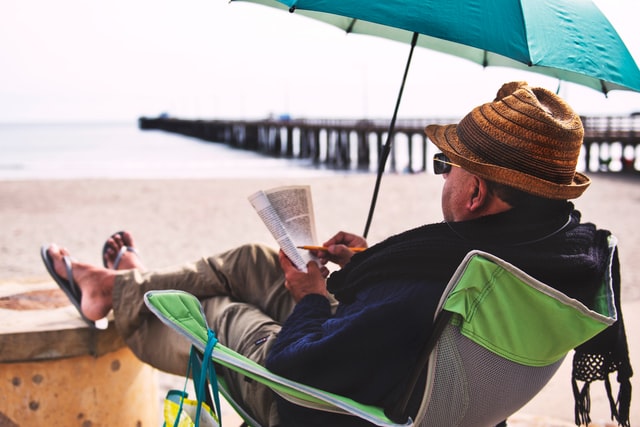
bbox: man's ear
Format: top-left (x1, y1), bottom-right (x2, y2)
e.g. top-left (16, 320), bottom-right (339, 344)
top-left (468, 176), bottom-right (489, 212)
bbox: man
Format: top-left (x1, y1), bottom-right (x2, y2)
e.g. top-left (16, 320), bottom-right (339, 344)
top-left (42, 81), bottom-right (631, 426)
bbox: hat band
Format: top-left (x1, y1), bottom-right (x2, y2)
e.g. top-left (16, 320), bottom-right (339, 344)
top-left (447, 151), bottom-right (591, 199)
top-left (456, 114), bottom-right (577, 186)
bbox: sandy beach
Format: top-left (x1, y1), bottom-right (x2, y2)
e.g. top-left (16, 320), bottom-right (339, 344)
top-left (1, 173), bottom-right (638, 426)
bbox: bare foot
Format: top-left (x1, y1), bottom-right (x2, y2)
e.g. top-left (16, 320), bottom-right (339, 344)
top-left (47, 244), bottom-right (116, 322)
top-left (103, 231), bottom-right (145, 270)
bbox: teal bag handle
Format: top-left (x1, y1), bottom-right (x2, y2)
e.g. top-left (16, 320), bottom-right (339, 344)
top-left (173, 329), bottom-right (223, 427)
top-left (195, 329), bottom-right (222, 427)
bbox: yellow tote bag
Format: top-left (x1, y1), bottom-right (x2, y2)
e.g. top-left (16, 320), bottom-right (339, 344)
top-left (163, 389), bottom-right (219, 427)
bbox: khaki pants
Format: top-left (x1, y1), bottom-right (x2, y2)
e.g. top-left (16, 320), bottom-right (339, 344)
top-left (112, 243), bottom-right (295, 426)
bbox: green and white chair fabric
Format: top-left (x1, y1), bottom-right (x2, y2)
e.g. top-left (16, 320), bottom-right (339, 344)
top-left (145, 247), bottom-right (617, 427)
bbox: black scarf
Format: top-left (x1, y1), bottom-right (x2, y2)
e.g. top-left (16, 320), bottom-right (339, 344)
top-left (572, 249), bottom-right (633, 427)
top-left (327, 203), bottom-right (632, 426)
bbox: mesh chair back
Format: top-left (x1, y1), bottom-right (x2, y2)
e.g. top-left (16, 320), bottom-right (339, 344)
top-left (412, 248), bottom-right (617, 426)
top-left (415, 324), bottom-right (563, 426)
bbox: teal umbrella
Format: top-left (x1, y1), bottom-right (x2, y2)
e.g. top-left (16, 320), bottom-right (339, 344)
top-left (228, 0), bottom-right (640, 235)
top-left (233, 0), bottom-right (640, 93)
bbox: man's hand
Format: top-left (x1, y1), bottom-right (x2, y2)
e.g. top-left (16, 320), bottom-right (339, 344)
top-left (278, 250), bottom-right (329, 303)
top-left (313, 231), bottom-right (368, 268)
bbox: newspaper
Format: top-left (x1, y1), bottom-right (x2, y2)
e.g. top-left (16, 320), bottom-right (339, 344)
top-left (248, 185), bottom-right (319, 272)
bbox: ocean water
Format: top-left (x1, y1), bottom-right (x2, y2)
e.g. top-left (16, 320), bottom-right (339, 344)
top-left (0, 122), bottom-right (339, 180)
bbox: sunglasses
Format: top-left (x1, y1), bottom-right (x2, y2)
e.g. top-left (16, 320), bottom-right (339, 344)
top-left (433, 153), bottom-right (461, 175)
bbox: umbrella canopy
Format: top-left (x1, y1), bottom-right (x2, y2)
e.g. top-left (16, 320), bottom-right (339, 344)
top-left (233, 0), bottom-right (640, 94)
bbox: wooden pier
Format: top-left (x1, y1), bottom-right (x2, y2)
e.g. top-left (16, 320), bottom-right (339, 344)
top-left (139, 116), bottom-right (640, 175)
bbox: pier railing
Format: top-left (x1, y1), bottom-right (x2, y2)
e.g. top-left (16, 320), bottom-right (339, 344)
top-left (139, 116), bottom-right (640, 175)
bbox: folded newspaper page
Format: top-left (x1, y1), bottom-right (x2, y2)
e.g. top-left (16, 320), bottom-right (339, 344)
top-left (248, 185), bottom-right (319, 272)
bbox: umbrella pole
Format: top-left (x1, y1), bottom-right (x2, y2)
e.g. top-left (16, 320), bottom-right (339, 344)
top-left (363, 32), bottom-right (419, 238)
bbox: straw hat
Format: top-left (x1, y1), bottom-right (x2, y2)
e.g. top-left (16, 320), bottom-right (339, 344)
top-left (425, 81), bottom-right (590, 199)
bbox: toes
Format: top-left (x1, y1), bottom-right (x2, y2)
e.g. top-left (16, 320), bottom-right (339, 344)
top-left (47, 244), bottom-right (70, 279)
top-left (103, 235), bottom-right (124, 263)
top-left (103, 243), bottom-right (115, 258)
top-left (113, 231), bottom-right (134, 250)
top-left (103, 249), bottom-right (118, 268)
top-left (48, 243), bottom-right (65, 258)
top-left (111, 233), bottom-right (123, 247)
top-left (106, 231), bottom-right (134, 252)
top-left (119, 231), bottom-right (135, 248)
top-left (103, 231), bottom-right (138, 269)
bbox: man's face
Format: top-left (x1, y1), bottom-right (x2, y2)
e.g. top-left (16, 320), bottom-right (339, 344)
top-left (440, 166), bottom-right (477, 222)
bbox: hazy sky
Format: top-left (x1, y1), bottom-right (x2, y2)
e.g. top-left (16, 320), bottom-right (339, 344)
top-left (1, 0), bottom-right (639, 123)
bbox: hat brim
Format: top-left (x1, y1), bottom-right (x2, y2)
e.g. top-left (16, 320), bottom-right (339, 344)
top-left (425, 124), bottom-right (590, 200)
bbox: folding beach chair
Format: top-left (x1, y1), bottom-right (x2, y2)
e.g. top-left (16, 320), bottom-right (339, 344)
top-left (145, 244), bottom-right (618, 427)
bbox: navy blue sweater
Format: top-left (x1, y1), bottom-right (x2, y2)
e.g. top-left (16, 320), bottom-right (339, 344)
top-left (266, 278), bottom-right (442, 426)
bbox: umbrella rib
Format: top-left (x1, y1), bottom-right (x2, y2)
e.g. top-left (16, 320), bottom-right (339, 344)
top-left (345, 18), bottom-right (357, 33)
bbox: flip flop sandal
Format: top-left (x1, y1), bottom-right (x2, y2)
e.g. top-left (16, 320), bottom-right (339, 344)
top-left (40, 246), bottom-right (108, 329)
top-left (102, 230), bottom-right (140, 269)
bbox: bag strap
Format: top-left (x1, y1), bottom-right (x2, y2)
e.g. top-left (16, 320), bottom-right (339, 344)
top-left (176, 329), bottom-right (223, 427)
top-left (194, 329), bottom-right (223, 427)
